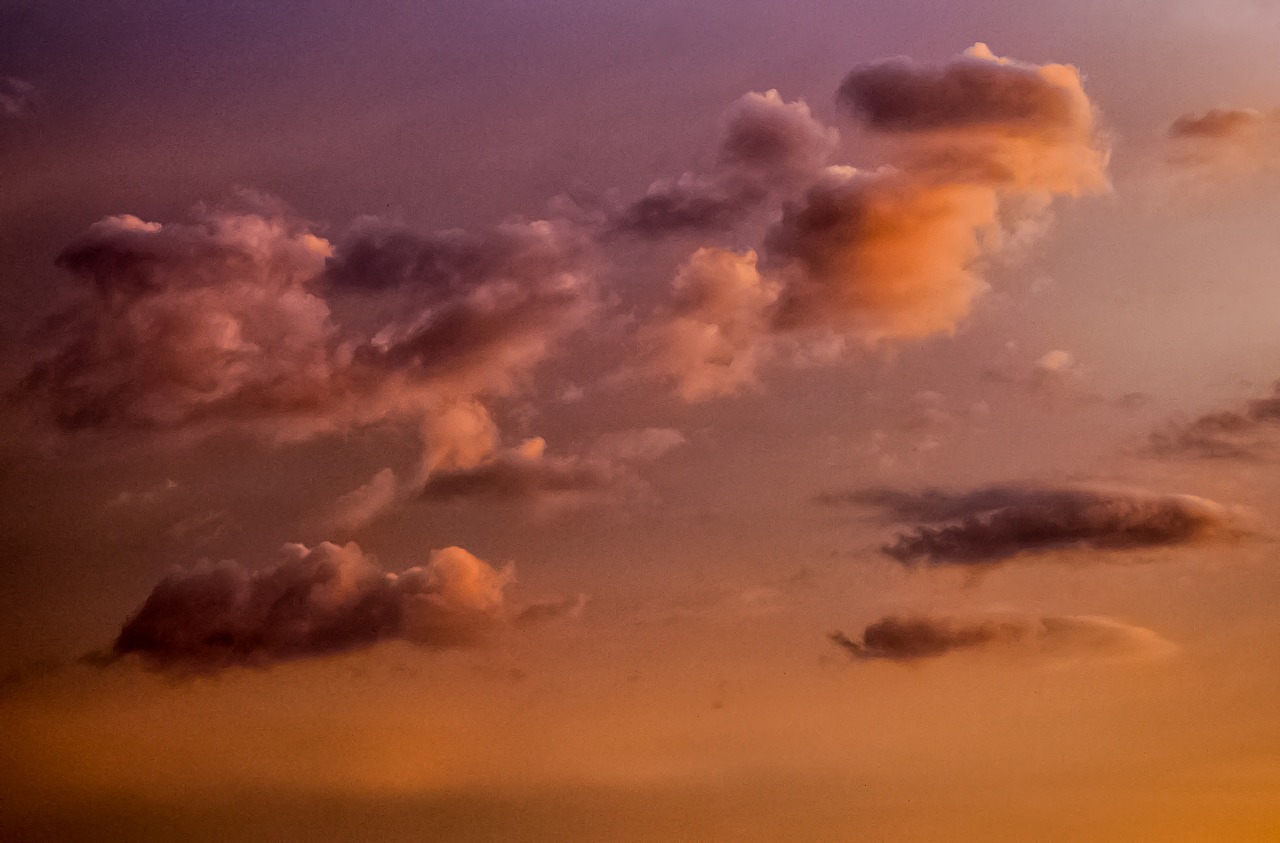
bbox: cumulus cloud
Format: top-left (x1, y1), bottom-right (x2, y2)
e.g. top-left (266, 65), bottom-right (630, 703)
top-left (822, 484), bottom-right (1240, 566)
top-left (17, 197), bottom-right (596, 475)
top-left (1149, 381), bottom-right (1280, 460)
top-left (113, 541), bottom-right (516, 669)
top-left (641, 247), bottom-right (779, 400)
top-left (611, 90), bottom-right (838, 238)
top-left (637, 45), bottom-right (1108, 400)
top-left (830, 613), bottom-right (1174, 662)
top-left (421, 428), bottom-right (684, 503)
top-left (1166, 107), bottom-right (1280, 182)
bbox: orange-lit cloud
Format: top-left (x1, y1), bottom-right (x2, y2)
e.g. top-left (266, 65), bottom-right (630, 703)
top-left (113, 541), bottom-right (516, 669)
top-left (641, 44), bottom-right (1109, 400)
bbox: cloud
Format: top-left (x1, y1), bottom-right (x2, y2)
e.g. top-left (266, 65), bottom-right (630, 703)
top-left (830, 613), bottom-right (1175, 662)
top-left (640, 247), bottom-right (779, 401)
top-left (0, 77), bottom-right (38, 118)
top-left (837, 43), bottom-right (1109, 194)
top-left (611, 90), bottom-right (837, 238)
top-left (324, 468), bottom-right (401, 533)
top-left (765, 166), bottom-right (998, 337)
top-left (421, 428), bottom-right (684, 503)
top-left (514, 593), bottom-right (589, 626)
top-left (113, 541), bottom-right (515, 669)
top-left (822, 484), bottom-right (1240, 566)
top-left (1165, 107), bottom-right (1280, 182)
top-left (17, 197), bottom-right (596, 474)
top-left (1150, 381), bottom-right (1280, 460)
top-left (635, 45), bottom-right (1108, 400)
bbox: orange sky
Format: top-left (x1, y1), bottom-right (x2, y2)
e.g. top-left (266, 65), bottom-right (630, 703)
top-left (3, 1), bottom-right (1280, 840)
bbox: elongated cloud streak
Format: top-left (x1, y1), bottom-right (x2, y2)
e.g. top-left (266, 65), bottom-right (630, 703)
top-left (1150, 381), bottom-right (1280, 460)
top-left (421, 428), bottom-right (685, 503)
top-left (830, 614), bottom-right (1174, 662)
top-left (823, 484), bottom-right (1239, 566)
top-left (1166, 106), bottom-right (1280, 182)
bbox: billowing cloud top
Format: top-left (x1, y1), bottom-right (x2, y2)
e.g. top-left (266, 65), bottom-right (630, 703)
top-left (114, 541), bottom-right (513, 669)
top-left (824, 484), bottom-right (1239, 566)
top-left (18, 197), bottom-right (596, 474)
top-left (638, 45), bottom-right (1109, 400)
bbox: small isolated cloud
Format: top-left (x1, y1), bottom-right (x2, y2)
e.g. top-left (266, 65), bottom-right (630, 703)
top-left (1165, 106), bottom-right (1280, 184)
top-left (830, 613), bottom-right (1175, 663)
top-left (112, 541), bottom-right (541, 670)
top-left (821, 484), bottom-right (1241, 566)
top-left (514, 593), bottom-right (589, 626)
top-left (1149, 381), bottom-right (1280, 460)
top-left (0, 77), bottom-right (38, 118)
top-left (421, 428), bottom-right (685, 504)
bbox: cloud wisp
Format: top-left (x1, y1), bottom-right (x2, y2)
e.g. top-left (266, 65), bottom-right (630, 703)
top-left (1149, 381), bottom-right (1280, 460)
top-left (1165, 106), bottom-right (1280, 184)
top-left (830, 613), bottom-right (1175, 663)
top-left (822, 484), bottom-right (1241, 566)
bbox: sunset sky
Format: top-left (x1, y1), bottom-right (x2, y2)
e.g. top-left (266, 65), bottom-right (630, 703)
top-left (4, 1), bottom-right (1280, 840)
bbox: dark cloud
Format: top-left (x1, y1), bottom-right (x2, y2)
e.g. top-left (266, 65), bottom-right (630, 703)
top-left (839, 51), bottom-right (1075, 134)
top-left (836, 43), bottom-right (1108, 194)
top-left (1149, 381), bottom-right (1280, 460)
top-left (830, 614), bottom-right (1174, 662)
top-left (611, 90), bottom-right (837, 238)
top-left (823, 484), bottom-right (1239, 566)
top-left (113, 541), bottom-right (513, 669)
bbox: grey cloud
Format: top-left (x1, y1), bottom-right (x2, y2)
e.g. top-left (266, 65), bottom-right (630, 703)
top-left (611, 90), bottom-right (837, 238)
top-left (839, 52), bottom-right (1076, 134)
top-left (1149, 382), bottom-right (1280, 460)
top-left (830, 614), bottom-right (1174, 662)
top-left (823, 484), bottom-right (1239, 566)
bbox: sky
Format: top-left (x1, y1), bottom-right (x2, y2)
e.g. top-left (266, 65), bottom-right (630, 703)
top-left (3, 1), bottom-right (1280, 840)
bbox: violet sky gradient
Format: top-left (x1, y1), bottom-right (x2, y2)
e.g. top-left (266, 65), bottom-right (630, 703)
top-left (4, 1), bottom-right (1280, 840)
